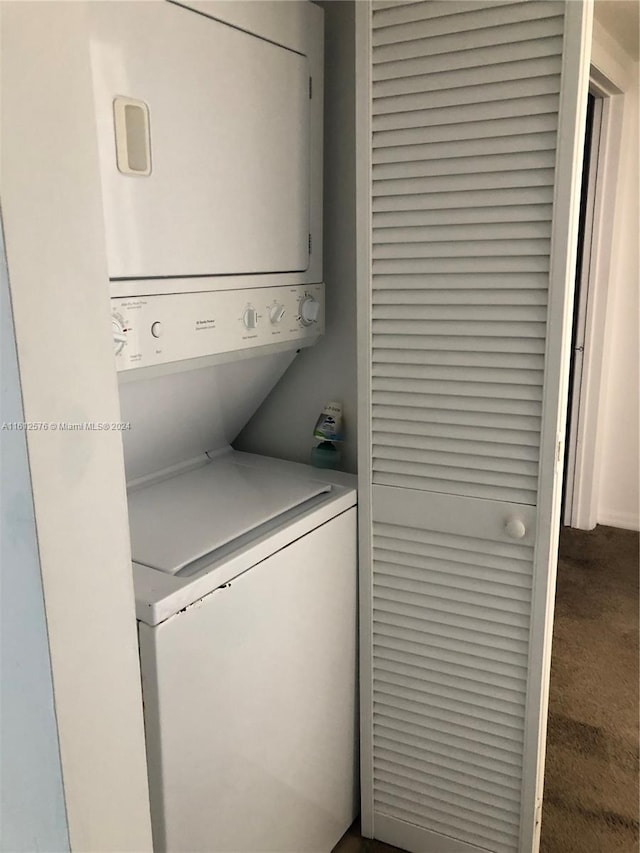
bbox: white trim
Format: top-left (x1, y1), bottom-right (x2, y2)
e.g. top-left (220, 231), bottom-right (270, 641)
top-left (597, 510), bottom-right (640, 532)
top-left (563, 94), bottom-right (602, 527)
top-left (566, 77), bottom-right (624, 529)
top-left (520, 3), bottom-right (593, 853)
top-left (591, 18), bottom-right (638, 91)
top-left (564, 15), bottom-right (632, 531)
top-left (581, 20), bottom-right (637, 532)
top-left (355, 0), bottom-right (374, 839)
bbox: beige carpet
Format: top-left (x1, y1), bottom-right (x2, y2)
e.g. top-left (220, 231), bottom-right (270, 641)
top-left (541, 525), bottom-right (640, 853)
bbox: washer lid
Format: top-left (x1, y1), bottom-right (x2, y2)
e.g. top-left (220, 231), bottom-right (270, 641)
top-left (127, 459), bottom-right (331, 575)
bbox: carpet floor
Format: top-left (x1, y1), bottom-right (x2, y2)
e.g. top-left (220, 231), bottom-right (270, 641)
top-left (332, 820), bottom-right (403, 853)
top-left (540, 524), bottom-right (639, 853)
top-left (334, 525), bottom-right (639, 853)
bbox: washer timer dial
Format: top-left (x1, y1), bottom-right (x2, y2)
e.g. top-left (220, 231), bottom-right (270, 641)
top-left (112, 312), bottom-right (128, 355)
top-left (299, 296), bottom-right (319, 326)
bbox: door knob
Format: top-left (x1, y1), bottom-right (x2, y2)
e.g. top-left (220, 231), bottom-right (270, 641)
top-left (505, 517), bottom-right (526, 540)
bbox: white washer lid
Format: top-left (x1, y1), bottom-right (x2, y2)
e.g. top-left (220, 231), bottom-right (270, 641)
top-left (127, 459), bottom-right (331, 575)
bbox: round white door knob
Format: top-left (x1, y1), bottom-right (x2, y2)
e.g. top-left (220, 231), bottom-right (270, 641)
top-left (505, 517), bottom-right (526, 539)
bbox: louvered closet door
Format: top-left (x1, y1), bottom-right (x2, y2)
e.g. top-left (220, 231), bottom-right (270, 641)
top-left (357, 2), bottom-right (591, 853)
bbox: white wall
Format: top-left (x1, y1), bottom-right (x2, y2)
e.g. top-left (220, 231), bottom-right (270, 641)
top-left (1, 224), bottom-right (69, 853)
top-left (236, 0), bottom-right (357, 473)
top-left (0, 4), bottom-right (152, 849)
top-left (591, 22), bottom-right (640, 530)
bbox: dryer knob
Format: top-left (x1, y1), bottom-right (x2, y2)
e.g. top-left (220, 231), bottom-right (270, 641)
top-left (270, 304), bottom-right (286, 325)
top-left (243, 307), bottom-right (258, 330)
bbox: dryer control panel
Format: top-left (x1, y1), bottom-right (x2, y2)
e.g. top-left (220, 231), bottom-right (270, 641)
top-left (112, 284), bottom-right (324, 373)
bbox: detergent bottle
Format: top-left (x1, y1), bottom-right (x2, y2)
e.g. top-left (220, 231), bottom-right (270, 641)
top-left (311, 401), bottom-right (343, 469)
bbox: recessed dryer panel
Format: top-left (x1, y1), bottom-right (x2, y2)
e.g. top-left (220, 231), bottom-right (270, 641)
top-left (90, 1), bottom-right (312, 281)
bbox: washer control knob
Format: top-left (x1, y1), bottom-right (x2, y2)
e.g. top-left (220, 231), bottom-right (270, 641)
top-left (243, 307), bottom-right (258, 330)
top-left (112, 314), bottom-right (127, 355)
top-left (300, 296), bottom-right (319, 326)
top-left (270, 304), bottom-right (286, 325)
top-left (151, 321), bottom-right (163, 338)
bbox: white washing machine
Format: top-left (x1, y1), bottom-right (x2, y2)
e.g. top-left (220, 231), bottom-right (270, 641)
top-left (116, 328), bottom-right (358, 852)
top-left (129, 450), bottom-right (357, 853)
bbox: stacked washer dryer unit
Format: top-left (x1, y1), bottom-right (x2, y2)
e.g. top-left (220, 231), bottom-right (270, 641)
top-left (89, 2), bottom-right (357, 851)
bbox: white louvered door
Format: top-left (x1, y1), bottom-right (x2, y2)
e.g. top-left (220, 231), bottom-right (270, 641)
top-left (356, 2), bottom-right (592, 852)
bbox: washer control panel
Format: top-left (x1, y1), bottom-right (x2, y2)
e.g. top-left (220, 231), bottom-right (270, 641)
top-left (111, 284), bottom-right (324, 372)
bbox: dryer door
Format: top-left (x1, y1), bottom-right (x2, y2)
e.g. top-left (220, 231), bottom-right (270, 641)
top-left (90, 1), bottom-right (310, 280)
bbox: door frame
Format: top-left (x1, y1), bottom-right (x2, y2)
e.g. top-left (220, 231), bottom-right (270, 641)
top-left (355, 0), bottom-right (374, 837)
top-left (355, 1), bottom-right (593, 850)
top-left (563, 66), bottom-right (625, 529)
top-left (519, 3), bottom-right (593, 848)
top-left (1, 5), bottom-right (153, 849)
